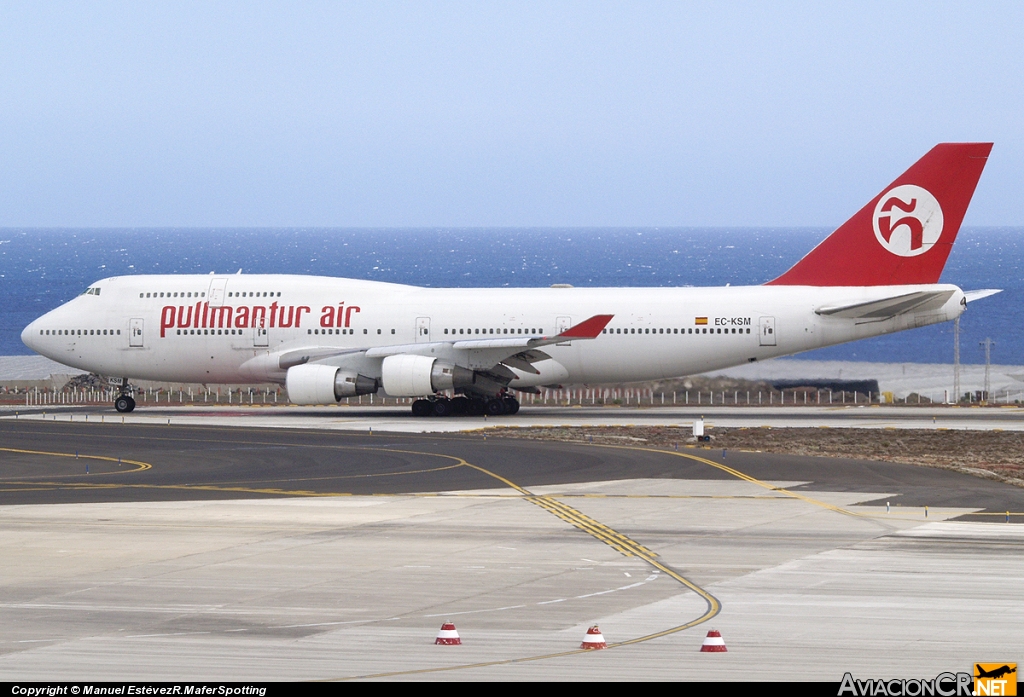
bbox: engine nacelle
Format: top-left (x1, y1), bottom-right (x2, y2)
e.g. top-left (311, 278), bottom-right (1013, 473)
top-left (380, 354), bottom-right (476, 397)
top-left (285, 364), bottom-right (378, 405)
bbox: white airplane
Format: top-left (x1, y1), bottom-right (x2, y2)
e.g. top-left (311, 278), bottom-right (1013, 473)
top-left (22, 143), bottom-right (1000, 417)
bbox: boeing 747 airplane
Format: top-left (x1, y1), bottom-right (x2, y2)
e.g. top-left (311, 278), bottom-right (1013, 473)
top-left (22, 143), bottom-right (999, 416)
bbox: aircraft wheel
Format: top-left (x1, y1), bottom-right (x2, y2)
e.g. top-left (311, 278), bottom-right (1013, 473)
top-left (450, 397), bottom-right (469, 415)
top-left (411, 399), bottom-right (433, 417)
top-left (503, 397), bottom-right (520, 415)
top-left (484, 398), bottom-right (507, 416)
top-left (432, 399), bottom-right (454, 417)
top-left (115, 396), bottom-right (135, 413)
top-left (466, 398), bottom-right (486, 416)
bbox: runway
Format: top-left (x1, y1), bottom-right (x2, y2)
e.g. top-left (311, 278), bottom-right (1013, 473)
top-left (0, 418), bottom-right (1022, 680)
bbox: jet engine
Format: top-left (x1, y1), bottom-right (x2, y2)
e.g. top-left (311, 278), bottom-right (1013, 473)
top-left (285, 363), bottom-right (378, 405)
top-left (380, 354), bottom-right (496, 397)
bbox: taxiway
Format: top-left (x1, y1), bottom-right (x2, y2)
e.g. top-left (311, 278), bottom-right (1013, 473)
top-left (0, 416), bottom-right (1021, 680)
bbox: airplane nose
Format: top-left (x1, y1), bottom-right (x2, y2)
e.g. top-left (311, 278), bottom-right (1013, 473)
top-left (21, 319), bottom-right (39, 352)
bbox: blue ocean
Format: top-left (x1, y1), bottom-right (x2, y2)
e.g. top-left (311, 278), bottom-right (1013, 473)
top-left (1, 228), bottom-right (1021, 364)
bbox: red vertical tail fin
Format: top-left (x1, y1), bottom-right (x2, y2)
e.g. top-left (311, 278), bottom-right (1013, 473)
top-left (767, 143), bottom-right (992, 286)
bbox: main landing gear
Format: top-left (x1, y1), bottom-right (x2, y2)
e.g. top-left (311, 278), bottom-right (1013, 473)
top-left (113, 379), bottom-right (136, 413)
top-left (411, 395), bottom-right (520, 417)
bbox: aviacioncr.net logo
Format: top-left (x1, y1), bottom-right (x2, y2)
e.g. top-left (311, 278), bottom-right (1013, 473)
top-left (873, 184), bottom-right (944, 257)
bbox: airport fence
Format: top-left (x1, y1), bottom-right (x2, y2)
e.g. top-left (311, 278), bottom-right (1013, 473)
top-left (524, 387), bottom-right (1022, 406)
top-left (4, 385), bottom-right (1023, 407)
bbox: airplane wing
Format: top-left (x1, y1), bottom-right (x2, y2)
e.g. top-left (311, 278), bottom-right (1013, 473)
top-left (276, 314), bottom-right (613, 372)
top-left (365, 314), bottom-right (613, 356)
top-left (278, 346), bottom-right (364, 370)
top-left (815, 290), bottom-right (957, 321)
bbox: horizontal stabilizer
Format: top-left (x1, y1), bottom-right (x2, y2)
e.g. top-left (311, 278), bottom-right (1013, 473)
top-left (964, 288), bottom-right (1002, 303)
top-left (815, 290), bottom-right (956, 320)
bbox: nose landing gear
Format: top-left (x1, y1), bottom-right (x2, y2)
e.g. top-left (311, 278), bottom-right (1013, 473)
top-left (112, 378), bottom-right (136, 413)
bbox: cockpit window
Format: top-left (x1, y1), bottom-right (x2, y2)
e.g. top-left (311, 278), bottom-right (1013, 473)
top-left (81, 287), bottom-right (101, 296)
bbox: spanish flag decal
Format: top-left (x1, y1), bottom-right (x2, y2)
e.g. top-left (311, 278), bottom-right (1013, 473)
top-left (695, 317), bottom-right (708, 325)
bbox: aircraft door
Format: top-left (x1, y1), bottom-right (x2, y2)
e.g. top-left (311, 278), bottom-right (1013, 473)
top-left (415, 317), bottom-right (430, 343)
top-left (556, 316), bottom-right (572, 346)
top-left (129, 318), bottom-right (144, 347)
top-left (253, 317), bottom-right (268, 347)
top-left (208, 278), bottom-right (228, 307)
top-left (759, 316), bottom-right (776, 346)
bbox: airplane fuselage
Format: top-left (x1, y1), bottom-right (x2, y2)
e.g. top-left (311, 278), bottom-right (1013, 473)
top-left (22, 273), bottom-right (966, 389)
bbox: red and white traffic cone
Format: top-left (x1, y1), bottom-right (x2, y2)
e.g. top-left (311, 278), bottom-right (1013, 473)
top-left (434, 621), bottom-right (462, 645)
top-left (580, 625), bottom-right (607, 650)
top-left (700, 629), bottom-right (727, 652)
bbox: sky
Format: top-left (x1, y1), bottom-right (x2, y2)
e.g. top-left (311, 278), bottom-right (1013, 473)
top-left (0, 2), bottom-right (1021, 228)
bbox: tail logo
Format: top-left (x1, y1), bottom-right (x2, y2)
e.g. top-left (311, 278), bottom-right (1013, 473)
top-left (872, 184), bottom-right (944, 257)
